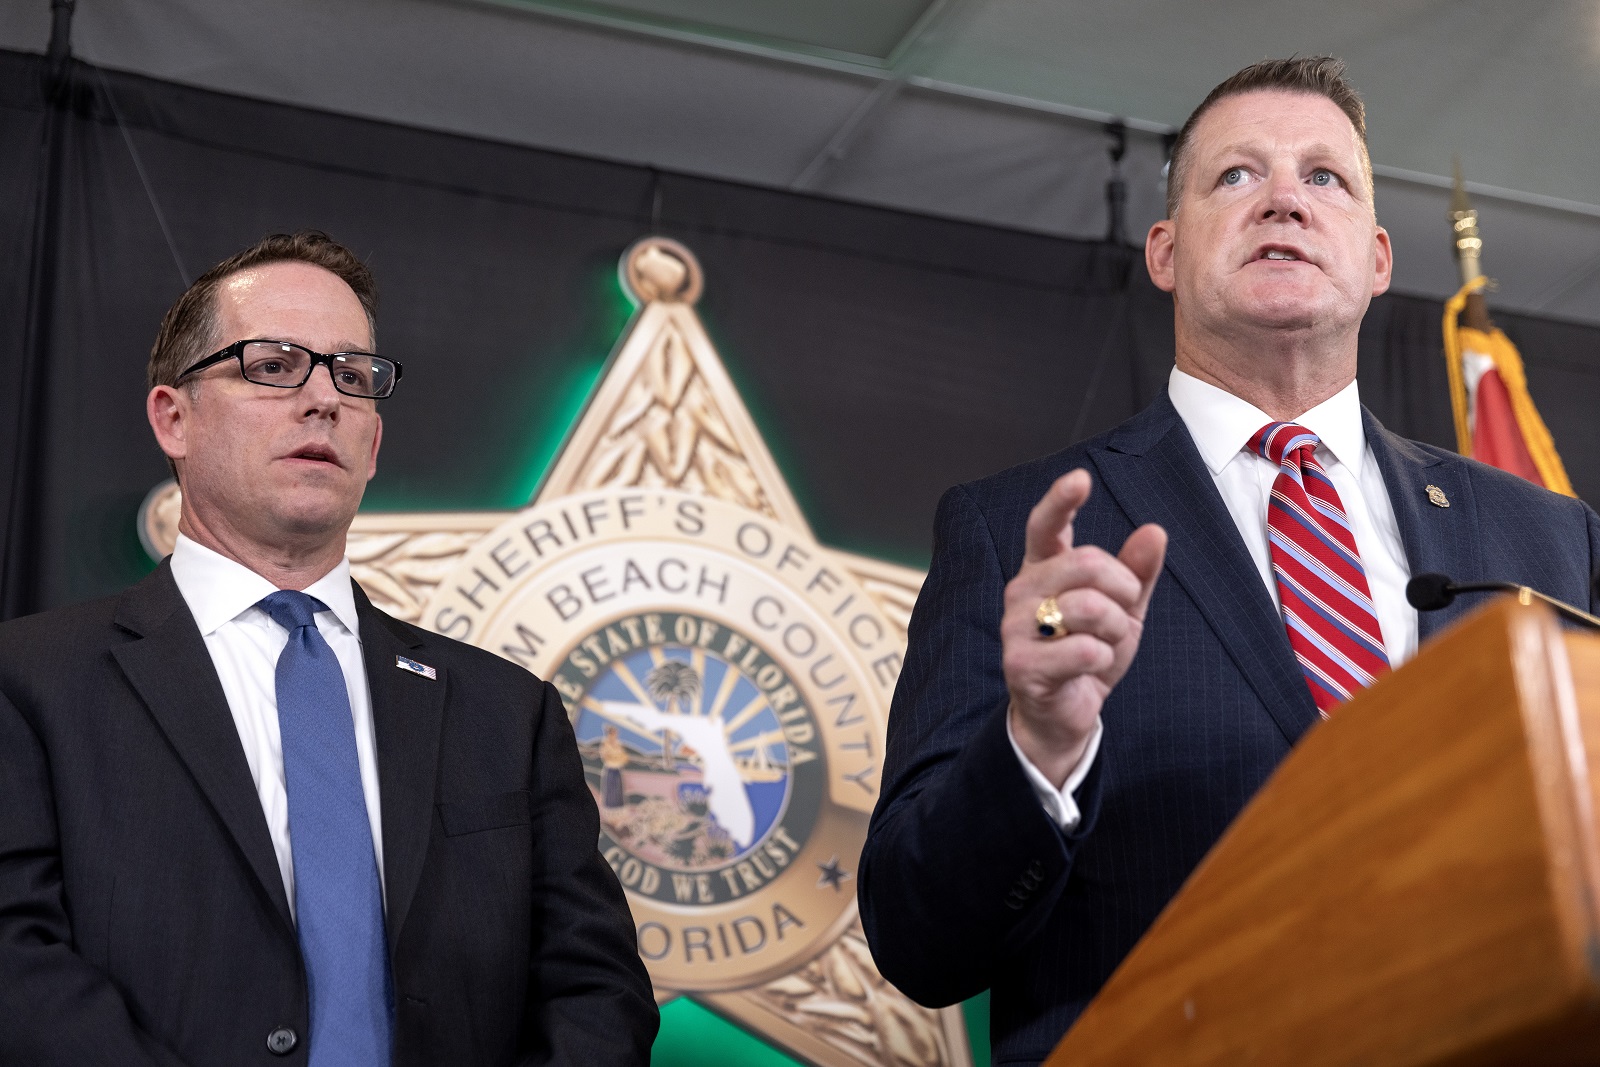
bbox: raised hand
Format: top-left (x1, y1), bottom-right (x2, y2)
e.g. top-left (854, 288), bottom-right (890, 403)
top-left (1003, 469), bottom-right (1167, 787)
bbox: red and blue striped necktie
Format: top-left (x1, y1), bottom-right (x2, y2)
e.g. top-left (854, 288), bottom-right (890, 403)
top-left (1250, 422), bottom-right (1390, 715)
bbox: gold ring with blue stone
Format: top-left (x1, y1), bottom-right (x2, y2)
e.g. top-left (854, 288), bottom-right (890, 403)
top-left (1036, 596), bottom-right (1067, 639)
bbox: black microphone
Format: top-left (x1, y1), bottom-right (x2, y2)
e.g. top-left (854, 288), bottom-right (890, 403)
top-left (1403, 573), bottom-right (1516, 611)
top-left (1406, 572), bottom-right (1600, 631)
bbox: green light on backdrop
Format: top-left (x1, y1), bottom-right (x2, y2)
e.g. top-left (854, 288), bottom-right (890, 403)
top-left (651, 999), bottom-right (805, 1067)
top-left (505, 268), bottom-right (638, 506)
top-left (651, 992), bottom-right (990, 1065)
top-left (505, 356), bottom-right (608, 506)
top-left (963, 991), bottom-right (991, 1067)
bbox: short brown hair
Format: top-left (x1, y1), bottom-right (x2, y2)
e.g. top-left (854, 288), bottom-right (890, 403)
top-left (1165, 56), bottom-right (1370, 218)
top-left (147, 230), bottom-right (378, 390)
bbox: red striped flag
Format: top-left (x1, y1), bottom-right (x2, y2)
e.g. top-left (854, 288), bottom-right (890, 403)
top-left (1442, 276), bottom-right (1574, 496)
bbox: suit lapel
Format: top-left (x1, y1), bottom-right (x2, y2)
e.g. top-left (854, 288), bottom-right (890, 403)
top-left (1363, 411), bottom-right (1484, 642)
top-left (110, 563), bottom-right (294, 931)
top-left (356, 585), bottom-right (446, 956)
top-left (1091, 395), bottom-right (1320, 745)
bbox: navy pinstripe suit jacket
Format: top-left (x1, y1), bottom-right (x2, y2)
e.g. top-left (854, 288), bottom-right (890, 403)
top-left (859, 392), bottom-right (1600, 1066)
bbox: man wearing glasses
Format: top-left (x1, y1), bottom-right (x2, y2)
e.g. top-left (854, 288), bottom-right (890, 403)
top-left (0, 232), bottom-right (658, 1065)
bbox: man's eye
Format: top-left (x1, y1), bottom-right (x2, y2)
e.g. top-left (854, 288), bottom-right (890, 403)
top-left (1311, 169), bottom-right (1340, 187)
top-left (1222, 167), bottom-right (1246, 186)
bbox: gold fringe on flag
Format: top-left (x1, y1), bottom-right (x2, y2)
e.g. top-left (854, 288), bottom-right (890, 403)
top-left (1441, 276), bottom-right (1575, 496)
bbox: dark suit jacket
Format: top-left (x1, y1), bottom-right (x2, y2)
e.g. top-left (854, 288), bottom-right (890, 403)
top-left (859, 394), bottom-right (1600, 1067)
top-left (0, 561), bottom-right (658, 1067)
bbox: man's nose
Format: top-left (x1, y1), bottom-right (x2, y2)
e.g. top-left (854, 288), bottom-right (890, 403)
top-left (299, 361), bottom-right (344, 417)
top-left (1258, 171), bottom-right (1308, 223)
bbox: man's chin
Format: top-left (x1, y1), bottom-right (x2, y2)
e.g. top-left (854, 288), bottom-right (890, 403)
top-left (1241, 308), bottom-right (1320, 332)
top-left (270, 493), bottom-right (362, 545)
top-left (1226, 289), bottom-right (1329, 333)
top-left (1228, 275), bottom-right (1371, 330)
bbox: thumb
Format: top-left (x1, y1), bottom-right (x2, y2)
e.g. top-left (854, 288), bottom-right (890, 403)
top-left (1118, 523), bottom-right (1168, 619)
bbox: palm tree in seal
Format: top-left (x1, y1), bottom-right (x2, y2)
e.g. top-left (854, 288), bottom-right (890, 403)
top-left (645, 660), bottom-right (700, 771)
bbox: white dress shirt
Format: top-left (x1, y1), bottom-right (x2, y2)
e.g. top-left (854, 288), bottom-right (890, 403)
top-left (169, 534), bottom-right (385, 917)
top-left (1012, 367), bottom-right (1418, 829)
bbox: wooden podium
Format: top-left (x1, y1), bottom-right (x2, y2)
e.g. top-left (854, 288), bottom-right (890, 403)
top-left (1046, 597), bottom-right (1600, 1066)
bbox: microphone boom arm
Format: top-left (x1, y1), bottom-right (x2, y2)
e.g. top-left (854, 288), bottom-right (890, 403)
top-left (1504, 585), bottom-right (1600, 632)
top-left (1406, 573), bottom-right (1600, 632)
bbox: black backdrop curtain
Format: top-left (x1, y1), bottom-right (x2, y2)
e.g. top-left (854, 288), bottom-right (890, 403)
top-left (2, 47), bottom-right (1597, 620)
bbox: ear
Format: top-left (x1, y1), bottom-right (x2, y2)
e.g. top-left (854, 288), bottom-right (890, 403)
top-left (147, 385), bottom-right (191, 463)
top-left (1146, 218), bottom-right (1177, 293)
top-left (1371, 225), bottom-right (1393, 297)
top-left (367, 413), bottom-right (383, 481)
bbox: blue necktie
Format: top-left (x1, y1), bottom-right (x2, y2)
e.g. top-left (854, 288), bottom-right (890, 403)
top-left (259, 591), bottom-right (393, 1067)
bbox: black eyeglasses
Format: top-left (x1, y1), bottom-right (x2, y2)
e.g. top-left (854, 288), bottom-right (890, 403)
top-left (175, 340), bottom-right (403, 399)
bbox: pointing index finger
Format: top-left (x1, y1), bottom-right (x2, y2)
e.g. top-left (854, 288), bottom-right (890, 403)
top-left (1024, 469), bottom-right (1091, 564)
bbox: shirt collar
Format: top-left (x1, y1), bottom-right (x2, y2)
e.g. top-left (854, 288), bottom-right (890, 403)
top-left (1167, 366), bottom-right (1367, 473)
top-left (170, 533), bottom-right (361, 640)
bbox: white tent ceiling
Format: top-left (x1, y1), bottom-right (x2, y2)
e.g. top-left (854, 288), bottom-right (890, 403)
top-left (5, 0), bottom-right (1600, 324)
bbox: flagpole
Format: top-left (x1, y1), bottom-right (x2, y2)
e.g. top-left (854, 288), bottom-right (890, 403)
top-left (1444, 161), bottom-right (1576, 496)
top-left (1449, 160), bottom-right (1492, 333)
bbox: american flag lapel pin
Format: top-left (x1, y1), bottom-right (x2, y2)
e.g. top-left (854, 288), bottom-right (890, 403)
top-left (396, 655), bottom-right (438, 680)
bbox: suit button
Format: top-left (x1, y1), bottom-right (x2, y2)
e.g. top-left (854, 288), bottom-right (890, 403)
top-left (266, 1027), bottom-right (298, 1055)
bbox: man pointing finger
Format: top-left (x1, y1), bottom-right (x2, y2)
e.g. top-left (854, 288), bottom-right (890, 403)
top-left (1004, 470), bottom-right (1166, 787)
top-left (859, 56), bottom-right (1600, 1066)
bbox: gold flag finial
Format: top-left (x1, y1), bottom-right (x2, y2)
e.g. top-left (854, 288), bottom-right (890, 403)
top-left (1449, 158), bottom-right (1483, 286)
